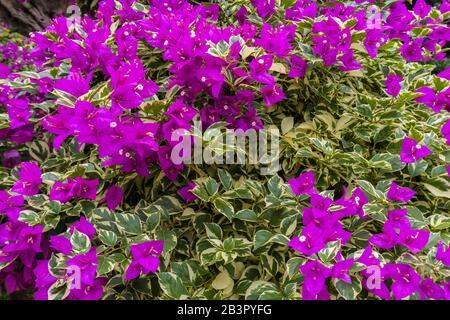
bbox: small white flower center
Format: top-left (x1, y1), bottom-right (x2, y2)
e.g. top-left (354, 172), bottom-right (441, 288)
top-left (110, 122), bottom-right (117, 128)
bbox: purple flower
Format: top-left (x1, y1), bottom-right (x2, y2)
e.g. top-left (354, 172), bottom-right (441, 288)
top-left (50, 235), bottom-right (72, 255)
top-left (387, 182), bottom-right (416, 202)
top-left (73, 177), bottom-right (99, 200)
top-left (435, 88), bottom-right (450, 113)
top-left (54, 72), bottom-right (91, 99)
top-left (261, 83), bottom-right (286, 107)
top-left (339, 51), bottom-right (362, 72)
top-left (251, 0), bottom-right (275, 18)
top-left (441, 119), bottom-right (450, 146)
top-left (2, 149), bottom-right (21, 168)
top-left (437, 67), bottom-right (450, 80)
top-left (419, 278), bottom-right (445, 300)
top-left (302, 285), bottom-right (330, 300)
top-left (256, 23), bottom-right (295, 58)
top-left (384, 263), bottom-right (421, 300)
top-left (436, 241), bottom-right (450, 266)
top-left (104, 185), bottom-right (123, 211)
top-left (125, 240), bottom-right (163, 281)
top-left (178, 182), bottom-right (197, 203)
top-left (288, 55), bottom-right (308, 78)
top-left (5, 99), bottom-right (30, 129)
top-left (414, 0), bottom-right (432, 18)
top-left (369, 221), bottom-right (401, 250)
top-left (2, 224), bottom-right (43, 267)
top-left (348, 187), bottom-right (369, 219)
top-left (41, 106), bottom-right (75, 149)
top-left (232, 106), bottom-right (264, 132)
top-left (288, 171), bottom-right (316, 196)
top-left (400, 228), bottom-right (430, 254)
top-left (10, 162), bottom-right (42, 196)
top-left (285, 0), bottom-right (317, 21)
top-left (300, 260), bottom-right (331, 296)
top-left (235, 5), bottom-right (248, 24)
top-left (0, 62), bottom-right (10, 78)
top-left (358, 246), bottom-right (382, 267)
top-left (400, 38), bottom-right (424, 62)
top-left (249, 55), bottom-right (275, 85)
top-left (415, 87), bottom-right (439, 112)
top-left (385, 74), bottom-right (402, 97)
top-left (69, 216), bottom-right (96, 241)
top-left (68, 279), bottom-right (105, 300)
top-left (310, 194), bottom-right (332, 211)
top-left (331, 259), bottom-right (354, 284)
top-left (288, 224), bottom-right (326, 256)
top-left (334, 186), bottom-right (369, 219)
top-left (399, 137), bottom-right (431, 163)
top-left (33, 260), bottom-right (57, 300)
top-left (0, 191), bottom-right (23, 221)
top-left (165, 100), bottom-right (197, 123)
top-left (387, 209), bottom-right (411, 229)
top-left (49, 179), bottom-right (77, 203)
top-left (66, 247), bottom-right (98, 286)
top-left (364, 29), bottom-right (386, 59)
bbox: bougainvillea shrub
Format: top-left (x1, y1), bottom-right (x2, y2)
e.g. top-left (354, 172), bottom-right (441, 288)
top-left (0, 0), bottom-right (449, 300)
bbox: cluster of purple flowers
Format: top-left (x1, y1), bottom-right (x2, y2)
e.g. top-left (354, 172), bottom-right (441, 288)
top-left (0, 159), bottom-right (128, 298)
top-left (34, 217), bottom-right (106, 300)
top-left (288, 170), bottom-right (449, 300)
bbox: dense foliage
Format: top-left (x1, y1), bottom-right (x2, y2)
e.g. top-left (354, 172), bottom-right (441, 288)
top-left (0, 0), bottom-right (449, 300)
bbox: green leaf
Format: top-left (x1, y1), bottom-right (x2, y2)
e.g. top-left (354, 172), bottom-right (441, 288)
top-left (27, 140), bottom-right (50, 162)
top-left (234, 209), bottom-right (258, 222)
top-left (154, 229), bottom-right (177, 255)
top-left (281, 117), bottom-right (294, 134)
top-left (192, 178), bottom-right (218, 201)
top-left (355, 180), bottom-right (382, 201)
top-left (218, 169), bottom-right (233, 190)
top-left (267, 175), bottom-right (283, 197)
top-left (212, 271), bottom-right (233, 290)
top-left (18, 210), bottom-right (40, 225)
top-left (146, 211), bottom-right (161, 231)
top-left (157, 272), bottom-right (190, 299)
top-left (70, 230), bottom-right (91, 255)
top-left (213, 198), bottom-right (234, 221)
top-left (97, 256), bottom-right (115, 275)
top-left (48, 280), bottom-right (71, 300)
top-left (424, 178), bottom-right (450, 199)
top-left (116, 213), bottom-right (142, 234)
top-left (254, 230), bottom-right (272, 251)
top-left (335, 279), bottom-right (361, 300)
top-left (98, 229), bottom-right (118, 247)
top-left (318, 240), bottom-right (341, 263)
top-left (204, 223), bottom-right (223, 240)
top-left (286, 257), bottom-right (303, 279)
top-left (430, 215), bottom-right (450, 230)
top-left (245, 281), bottom-right (283, 300)
top-left (408, 160), bottom-right (428, 178)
